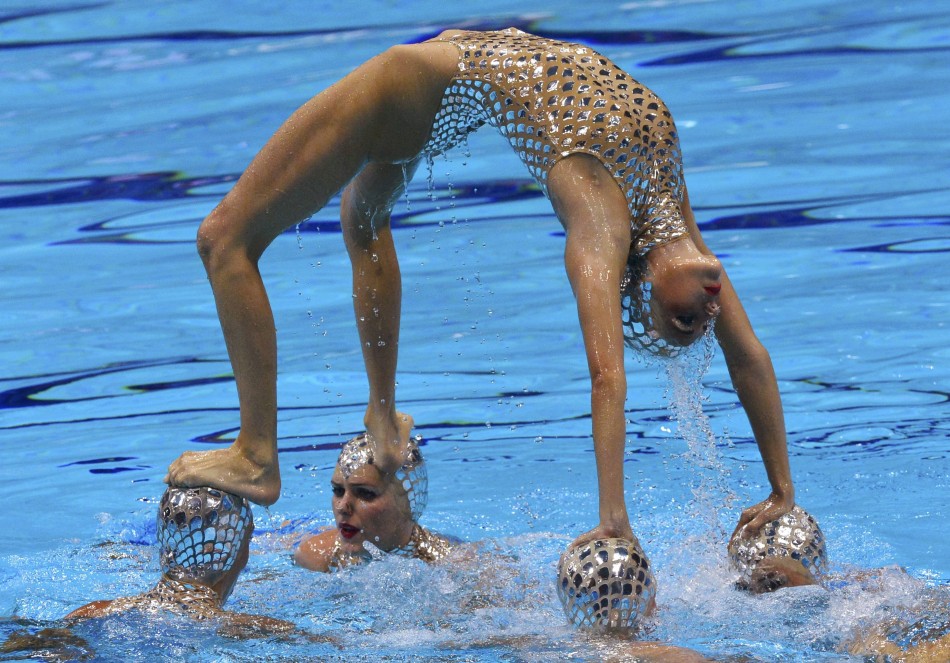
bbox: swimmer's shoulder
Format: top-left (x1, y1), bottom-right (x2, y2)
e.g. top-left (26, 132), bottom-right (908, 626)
top-left (293, 528), bottom-right (337, 572)
top-left (63, 599), bottom-right (116, 620)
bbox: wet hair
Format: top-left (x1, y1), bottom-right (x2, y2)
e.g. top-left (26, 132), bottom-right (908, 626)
top-left (728, 505), bottom-right (827, 590)
top-left (556, 537), bottom-right (655, 631)
top-left (337, 434), bottom-right (428, 522)
top-left (157, 486), bottom-right (253, 584)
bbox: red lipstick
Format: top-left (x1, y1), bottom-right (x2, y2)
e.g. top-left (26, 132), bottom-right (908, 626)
top-left (339, 524), bottom-right (359, 539)
top-left (704, 284), bottom-right (722, 296)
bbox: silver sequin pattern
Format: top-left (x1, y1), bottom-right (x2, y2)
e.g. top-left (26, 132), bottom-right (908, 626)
top-left (157, 486), bottom-right (252, 582)
top-left (391, 524), bottom-right (455, 563)
top-left (426, 28), bottom-right (689, 354)
top-left (556, 537), bottom-right (656, 630)
top-left (338, 433), bottom-right (428, 522)
top-left (728, 505), bottom-right (827, 581)
top-left (88, 576), bottom-right (222, 619)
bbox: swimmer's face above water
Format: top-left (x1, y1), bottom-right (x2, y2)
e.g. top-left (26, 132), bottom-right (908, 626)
top-left (330, 462), bottom-right (413, 554)
top-left (647, 243), bottom-right (723, 347)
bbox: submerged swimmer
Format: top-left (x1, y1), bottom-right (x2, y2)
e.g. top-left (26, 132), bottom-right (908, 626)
top-left (166, 28), bottom-right (796, 558)
top-left (730, 506), bottom-right (950, 662)
top-left (845, 592), bottom-right (950, 663)
top-left (65, 486), bottom-right (292, 635)
top-left (293, 435), bottom-right (456, 571)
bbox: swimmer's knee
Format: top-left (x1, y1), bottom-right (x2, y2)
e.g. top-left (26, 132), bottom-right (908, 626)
top-left (196, 205), bottom-right (261, 272)
top-left (195, 215), bottom-right (219, 268)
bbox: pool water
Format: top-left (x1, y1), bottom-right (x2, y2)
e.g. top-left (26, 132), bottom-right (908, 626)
top-left (1, 1), bottom-right (948, 661)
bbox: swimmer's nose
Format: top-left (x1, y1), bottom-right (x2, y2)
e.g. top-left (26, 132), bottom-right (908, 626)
top-left (334, 494), bottom-right (352, 516)
top-left (703, 255), bottom-right (723, 284)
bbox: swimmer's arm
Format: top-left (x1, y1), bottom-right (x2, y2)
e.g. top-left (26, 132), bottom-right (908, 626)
top-left (562, 204), bottom-right (634, 542)
top-left (680, 188), bottom-right (795, 535)
top-left (216, 612), bottom-right (299, 640)
top-left (293, 529), bottom-right (338, 572)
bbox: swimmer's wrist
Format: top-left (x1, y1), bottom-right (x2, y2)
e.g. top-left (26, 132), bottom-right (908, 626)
top-left (770, 481), bottom-right (795, 503)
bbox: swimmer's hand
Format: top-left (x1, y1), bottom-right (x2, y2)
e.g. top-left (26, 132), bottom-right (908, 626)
top-left (730, 491), bottom-right (795, 541)
top-left (363, 410), bottom-right (414, 475)
top-left (568, 521), bottom-right (637, 552)
top-left (164, 442), bottom-right (281, 507)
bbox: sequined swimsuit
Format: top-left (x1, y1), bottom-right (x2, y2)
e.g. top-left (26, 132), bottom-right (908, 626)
top-left (93, 577), bottom-right (221, 619)
top-left (327, 524), bottom-right (456, 569)
top-left (424, 28), bottom-right (688, 256)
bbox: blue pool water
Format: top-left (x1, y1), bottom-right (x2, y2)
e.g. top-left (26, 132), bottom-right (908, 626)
top-left (1, 1), bottom-right (948, 660)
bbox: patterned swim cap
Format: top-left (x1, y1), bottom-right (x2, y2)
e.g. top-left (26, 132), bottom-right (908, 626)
top-left (621, 275), bottom-right (686, 359)
top-left (728, 505), bottom-right (827, 583)
top-left (337, 434), bottom-right (428, 522)
top-left (157, 486), bottom-right (253, 583)
top-left (556, 537), bottom-right (656, 631)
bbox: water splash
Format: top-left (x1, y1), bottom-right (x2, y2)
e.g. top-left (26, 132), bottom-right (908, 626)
top-left (400, 162), bottom-right (412, 212)
top-left (424, 153), bottom-right (436, 202)
top-left (662, 325), bottom-right (736, 551)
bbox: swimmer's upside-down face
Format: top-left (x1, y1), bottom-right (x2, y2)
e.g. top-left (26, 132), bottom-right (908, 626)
top-left (648, 251), bottom-right (723, 347)
top-left (330, 462), bottom-right (414, 555)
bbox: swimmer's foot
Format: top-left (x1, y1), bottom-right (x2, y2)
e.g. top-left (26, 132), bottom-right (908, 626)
top-left (165, 445), bottom-right (281, 507)
top-left (569, 521), bottom-right (637, 551)
top-left (364, 411), bottom-right (414, 475)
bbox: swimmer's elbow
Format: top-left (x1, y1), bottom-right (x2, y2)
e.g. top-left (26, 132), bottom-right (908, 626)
top-left (590, 366), bottom-right (627, 399)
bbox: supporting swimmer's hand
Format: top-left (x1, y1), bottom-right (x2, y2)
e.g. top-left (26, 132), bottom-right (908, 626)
top-left (730, 491), bottom-right (795, 542)
top-left (165, 443), bottom-right (281, 507)
top-left (363, 410), bottom-right (414, 475)
top-left (568, 521), bottom-right (637, 552)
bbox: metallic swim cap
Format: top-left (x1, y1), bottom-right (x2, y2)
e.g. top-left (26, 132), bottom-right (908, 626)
top-left (556, 537), bottom-right (656, 631)
top-left (728, 505), bottom-right (827, 582)
top-left (337, 434), bottom-right (428, 522)
top-left (621, 276), bottom-right (686, 359)
top-left (157, 486), bottom-right (253, 583)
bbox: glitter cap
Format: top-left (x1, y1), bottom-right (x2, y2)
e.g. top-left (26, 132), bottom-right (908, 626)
top-left (556, 537), bottom-right (656, 630)
top-left (157, 486), bottom-right (253, 583)
top-left (337, 433), bottom-right (428, 522)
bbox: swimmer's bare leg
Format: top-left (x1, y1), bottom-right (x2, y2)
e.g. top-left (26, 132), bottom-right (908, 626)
top-left (167, 51), bottom-right (413, 505)
top-left (341, 161), bottom-right (422, 473)
top-left (165, 41), bottom-right (456, 503)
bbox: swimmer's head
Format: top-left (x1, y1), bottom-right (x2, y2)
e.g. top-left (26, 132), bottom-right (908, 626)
top-left (556, 537), bottom-right (656, 633)
top-left (337, 433), bottom-right (428, 522)
top-left (331, 434), bottom-right (427, 555)
top-left (622, 238), bottom-right (722, 357)
top-left (729, 505), bottom-right (827, 594)
top-left (157, 486), bottom-right (253, 604)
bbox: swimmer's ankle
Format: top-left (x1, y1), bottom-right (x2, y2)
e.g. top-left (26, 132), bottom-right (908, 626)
top-left (232, 434), bottom-right (279, 468)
